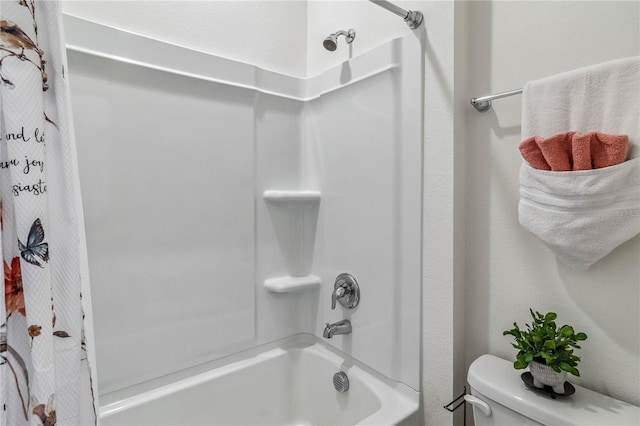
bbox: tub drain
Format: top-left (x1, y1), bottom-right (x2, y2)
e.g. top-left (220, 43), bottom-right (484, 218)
top-left (333, 372), bottom-right (349, 392)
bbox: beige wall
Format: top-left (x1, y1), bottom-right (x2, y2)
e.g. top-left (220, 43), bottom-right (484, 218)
top-left (462, 0), bottom-right (640, 412)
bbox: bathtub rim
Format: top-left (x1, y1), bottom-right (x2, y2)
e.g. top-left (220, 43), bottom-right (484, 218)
top-left (99, 332), bottom-right (420, 425)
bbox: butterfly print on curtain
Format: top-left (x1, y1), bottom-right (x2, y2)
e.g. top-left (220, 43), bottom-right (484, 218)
top-left (18, 218), bottom-right (49, 268)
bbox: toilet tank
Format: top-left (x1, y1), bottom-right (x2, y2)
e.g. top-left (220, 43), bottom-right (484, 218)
top-left (466, 354), bottom-right (640, 426)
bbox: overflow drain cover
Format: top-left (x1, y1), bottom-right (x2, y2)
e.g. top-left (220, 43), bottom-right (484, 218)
top-left (333, 372), bottom-right (349, 392)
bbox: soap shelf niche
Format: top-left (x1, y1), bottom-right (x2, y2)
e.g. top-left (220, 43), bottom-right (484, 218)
top-left (264, 275), bottom-right (321, 293)
top-left (263, 189), bottom-right (321, 294)
top-left (263, 190), bottom-right (321, 203)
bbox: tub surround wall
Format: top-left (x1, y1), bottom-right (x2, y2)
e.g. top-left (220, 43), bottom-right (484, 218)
top-left (310, 56), bottom-right (422, 389)
top-left (68, 43), bottom-right (258, 393)
top-left (62, 1), bottom-right (459, 422)
top-left (67, 16), bottom-right (422, 396)
top-left (62, 1), bottom-right (640, 424)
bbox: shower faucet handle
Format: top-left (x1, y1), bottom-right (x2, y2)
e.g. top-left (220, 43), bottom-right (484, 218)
top-left (331, 273), bottom-right (360, 310)
top-left (331, 286), bottom-right (346, 309)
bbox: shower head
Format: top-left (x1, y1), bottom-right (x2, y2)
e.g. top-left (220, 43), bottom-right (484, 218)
top-left (323, 29), bottom-right (356, 52)
top-left (323, 36), bottom-right (338, 52)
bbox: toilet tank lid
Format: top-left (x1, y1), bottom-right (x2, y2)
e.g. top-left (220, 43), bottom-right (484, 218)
top-left (467, 354), bottom-right (640, 426)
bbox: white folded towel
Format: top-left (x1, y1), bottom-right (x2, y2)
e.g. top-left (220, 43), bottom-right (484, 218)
top-left (520, 57), bottom-right (640, 270)
top-left (520, 158), bottom-right (640, 271)
top-left (522, 56), bottom-right (640, 157)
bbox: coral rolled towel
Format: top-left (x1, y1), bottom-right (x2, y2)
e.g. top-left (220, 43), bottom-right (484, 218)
top-left (519, 131), bottom-right (628, 171)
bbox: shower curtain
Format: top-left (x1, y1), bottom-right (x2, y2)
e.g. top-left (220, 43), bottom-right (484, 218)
top-left (0, 1), bottom-right (96, 425)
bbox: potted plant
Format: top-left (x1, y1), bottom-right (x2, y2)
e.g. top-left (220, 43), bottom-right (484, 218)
top-left (503, 309), bottom-right (587, 394)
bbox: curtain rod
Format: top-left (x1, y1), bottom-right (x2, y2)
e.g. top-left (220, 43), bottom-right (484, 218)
top-left (368, 0), bottom-right (424, 29)
top-left (470, 88), bottom-right (523, 112)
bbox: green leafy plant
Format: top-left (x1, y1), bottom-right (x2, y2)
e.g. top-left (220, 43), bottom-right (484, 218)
top-left (503, 309), bottom-right (587, 376)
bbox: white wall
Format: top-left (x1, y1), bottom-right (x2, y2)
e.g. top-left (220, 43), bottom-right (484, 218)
top-left (62, 0), bottom-right (419, 78)
top-left (306, 3), bottom-right (465, 424)
top-left (68, 0), bottom-right (640, 423)
top-left (66, 9), bottom-right (424, 403)
top-left (463, 0), bottom-right (640, 410)
top-left (62, 0), bottom-right (309, 77)
top-left (306, 0), bottom-right (408, 75)
top-left (417, 2), bottom-right (461, 425)
top-left (70, 50), bottom-right (258, 393)
top-left (62, 0), bottom-right (460, 423)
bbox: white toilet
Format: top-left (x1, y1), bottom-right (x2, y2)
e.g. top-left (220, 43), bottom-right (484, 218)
top-left (466, 354), bottom-right (640, 425)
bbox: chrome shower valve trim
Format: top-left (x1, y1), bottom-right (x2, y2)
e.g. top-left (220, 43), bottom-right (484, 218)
top-left (331, 273), bottom-right (360, 310)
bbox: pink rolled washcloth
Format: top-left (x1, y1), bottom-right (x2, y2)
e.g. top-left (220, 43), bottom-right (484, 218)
top-left (519, 131), bottom-right (628, 171)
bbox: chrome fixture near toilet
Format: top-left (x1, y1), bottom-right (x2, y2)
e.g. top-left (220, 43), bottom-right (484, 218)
top-left (323, 29), bottom-right (356, 51)
top-left (332, 273), bottom-right (360, 309)
top-left (323, 319), bottom-right (352, 338)
top-left (333, 372), bottom-right (350, 393)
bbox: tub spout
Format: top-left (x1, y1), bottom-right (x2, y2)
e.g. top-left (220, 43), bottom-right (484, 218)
top-left (323, 319), bottom-right (352, 338)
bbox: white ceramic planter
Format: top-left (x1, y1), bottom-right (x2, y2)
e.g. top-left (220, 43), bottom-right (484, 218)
top-left (529, 361), bottom-right (568, 394)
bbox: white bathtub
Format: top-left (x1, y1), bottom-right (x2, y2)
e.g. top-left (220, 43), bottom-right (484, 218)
top-left (100, 334), bottom-right (421, 425)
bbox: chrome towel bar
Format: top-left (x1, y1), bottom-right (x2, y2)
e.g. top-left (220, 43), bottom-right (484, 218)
top-left (470, 88), bottom-right (523, 112)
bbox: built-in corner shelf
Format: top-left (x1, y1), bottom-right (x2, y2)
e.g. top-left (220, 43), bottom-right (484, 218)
top-left (263, 189), bottom-right (321, 280)
top-left (264, 275), bottom-right (321, 293)
top-left (263, 190), bottom-right (321, 203)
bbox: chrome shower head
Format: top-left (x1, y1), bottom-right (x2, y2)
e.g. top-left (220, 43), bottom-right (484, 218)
top-left (323, 36), bottom-right (338, 52)
top-left (323, 29), bottom-right (356, 51)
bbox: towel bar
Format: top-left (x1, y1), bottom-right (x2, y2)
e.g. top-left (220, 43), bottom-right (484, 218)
top-left (470, 88), bottom-right (523, 112)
